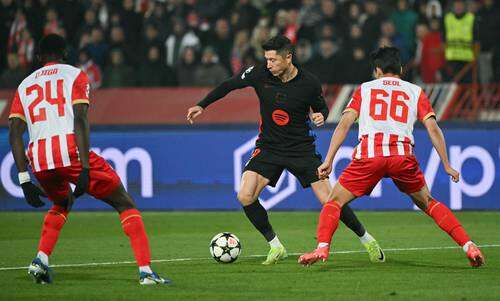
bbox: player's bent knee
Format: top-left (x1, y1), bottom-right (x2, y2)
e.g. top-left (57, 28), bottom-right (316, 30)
top-left (103, 184), bottom-right (137, 213)
top-left (237, 191), bottom-right (255, 206)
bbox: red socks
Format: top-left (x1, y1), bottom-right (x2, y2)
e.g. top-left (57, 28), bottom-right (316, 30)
top-left (425, 199), bottom-right (471, 247)
top-left (317, 201), bottom-right (342, 245)
top-left (120, 209), bottom-right (151, 266)
top-left (38, 205), bottom-right (68, 256)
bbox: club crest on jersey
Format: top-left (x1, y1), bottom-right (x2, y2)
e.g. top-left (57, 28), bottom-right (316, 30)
top-left (241, 66), bottom-right (254, 79)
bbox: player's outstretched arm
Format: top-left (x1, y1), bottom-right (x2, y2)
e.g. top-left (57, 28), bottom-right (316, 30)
top-left (9, 117), bottom-right (47, 208)
top-left (73, 103), bottom-right (91, 198)
top-left (187, 67), bottom-right (256, 124)
top-left (317, 111), bottom-right (357, 179)
top-left (423, 117), bottom-right (459, 183)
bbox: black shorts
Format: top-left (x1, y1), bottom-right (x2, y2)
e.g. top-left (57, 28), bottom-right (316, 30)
top-left (243, 148), bottom-right (323, 188)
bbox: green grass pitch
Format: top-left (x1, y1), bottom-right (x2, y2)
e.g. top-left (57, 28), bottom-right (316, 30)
top-left (0, 211), bottom-right (499, 300)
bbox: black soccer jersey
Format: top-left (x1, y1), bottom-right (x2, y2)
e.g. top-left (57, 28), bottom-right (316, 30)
top-left (197, 64), bottom-right (329, 156)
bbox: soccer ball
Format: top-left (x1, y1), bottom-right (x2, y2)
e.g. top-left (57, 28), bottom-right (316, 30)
top-left (209, 232), bottom-right (242, 263)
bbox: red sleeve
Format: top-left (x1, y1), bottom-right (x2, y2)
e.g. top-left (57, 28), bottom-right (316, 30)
top-left (343, 86), bottom-right (362, 114)
top-left (71, 70), bottom-right (90, 105)
top-left (417, 89), bottom-right (435, 122)
top-left (8, 90), bottom-right (26, 122)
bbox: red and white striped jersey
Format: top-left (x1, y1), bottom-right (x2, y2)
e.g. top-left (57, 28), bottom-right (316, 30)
top-left (9, 62), bottom-right (90, 172)
top-left (343, 76), bottom-right (435, 159)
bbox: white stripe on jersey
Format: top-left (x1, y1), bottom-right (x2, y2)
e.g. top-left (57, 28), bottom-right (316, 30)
top-left (382, 134), bottom-right (390, 157)
top-left (32, 142), bottom-right (40, 171)
top-left (397, 136), bottom-right (405, 155)
top-left (367, 134), bottom-right (375, 158)
top-left (60, 134), bottom-right (71, 167)
top-left (46, 138), bottom-right (54, 170)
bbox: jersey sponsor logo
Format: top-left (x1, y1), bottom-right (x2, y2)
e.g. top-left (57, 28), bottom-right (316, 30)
top-left (241, 66), bottom-right (254, 79)
top-left (272, 109), bottom-right (289, 126)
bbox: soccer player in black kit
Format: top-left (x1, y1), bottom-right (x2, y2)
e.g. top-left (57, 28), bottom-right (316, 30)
top-left (187, 36), bottom-right (384, 264)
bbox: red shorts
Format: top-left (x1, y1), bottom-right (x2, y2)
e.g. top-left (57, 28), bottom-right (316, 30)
top-left (338, 155), bottom-right (426, 197)
top-left (33, 151), bottom-right (121, 202)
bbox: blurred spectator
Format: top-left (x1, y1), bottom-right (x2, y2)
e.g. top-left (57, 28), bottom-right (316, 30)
top-left (77, 48), bottom-right (102, 89)
top-left (210, 18), bottom-right (233, 75)
top-left (271, 9), bottom-right (300, 44)
top-left (232, 0), bottom-right (260, 32)
top-left (137, 46), bottom-right (176, 87)
top-left (390, 0), bottom-right (418, 53)
top-left (309, 39), bottom-right (341, 83)
top-left (250, 19), bottom-right (271, 60)
top-left (414, 20), bottom-right (445, 83)
top-left (379, 20), bottom-right (409, 63)
top-left (165, 18), bottom-right (200, 68)
top-left (120, 0), bottom-right (143, 46)
top-left (76, 9), bottom-right (98, 46)
top-left (144, 1), bottom-right (169, 39)
top-left (43, 7), bottom-right (63, 36)
top-left (346, 24), bottom-right (369, 54)
top-left (7, 9), bottom-right (28, 53)
top-left (17, 29), bottom-right (34, 69)
top-left (231, 30), bottom-right (251, 74)
top-left (476, 0), bottom-right (498, 83)
top-left (346, 2), bottom-right (366, 27)
top-left (192, 47), bottom-right (229, 86)
top-left (425, 0), bottom-right (443, 19)
top-left (362, 0), bottom-right (385, 50)
top-left (295, 39), bottom-right (314, 71)
top-left (444, 0), bottom-right (479, 83)
top-left (241, 47), bottom-right (258, 71)
top-left (298, 0), bottom-right (322, 40)
top-left (343, 47), bottom-right (371, 84)
top-left (86, 27), bottom-right (108, 68)
top-left (103, 48), bottom-right (135, 87)
top-left (0, 53), bottom-right (26, 88)
top-left (319, 0), bottom-right (346, 40)
top-left (177, 46), bottom-right (198, 86)
top-left (88, 0), bottom-right (109, 29)
top-left (0, 0), bottom-right (16, 73)
top-left (57, 0), bottom-right (84, 45)
top-left (143, 23), bottom-right (164, 62)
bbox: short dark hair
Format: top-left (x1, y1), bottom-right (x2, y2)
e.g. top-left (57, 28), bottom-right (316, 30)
top-left (39, 34), bottom-right (66, 58)
top-left (262, 35), bottom-right (293, 57)
top-left (369, 46), bottom-right (401, 75)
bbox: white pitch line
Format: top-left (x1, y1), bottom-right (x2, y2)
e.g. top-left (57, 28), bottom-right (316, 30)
top-left (1, 244), bottom-right (499, 272)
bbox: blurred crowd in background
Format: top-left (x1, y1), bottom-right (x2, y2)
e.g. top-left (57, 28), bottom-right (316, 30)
top-left (1, 0), bottom-right (499, 89)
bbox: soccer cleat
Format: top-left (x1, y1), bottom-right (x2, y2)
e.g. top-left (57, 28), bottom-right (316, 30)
top-left (139, 271), bottom-right (172, 285)
top-left (466, 243), bottom-right (485, 268)
top-left (28, 258), bottom-right (52, 284)
top-left (262, 245), bottom-right (288, 265)
top-left (363, 240), bottom-right (386, 263)
top-left (298, 246), bottom-right (330, 266)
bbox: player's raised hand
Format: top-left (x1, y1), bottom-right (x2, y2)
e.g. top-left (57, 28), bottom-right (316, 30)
top-left (444, 165), bottom-right (460, 183)
top-left (21, 182), bottom-right (47, 208)
top-left (311, 112), bottom-right (324, 127)
top-left (317, 162), bottom-right (332, 180)
top-left (187, 106), bottom-right (204, 124)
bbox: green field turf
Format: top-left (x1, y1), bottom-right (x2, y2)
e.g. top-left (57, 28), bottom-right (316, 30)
top-left (0, 211), bottom-right (499, 300)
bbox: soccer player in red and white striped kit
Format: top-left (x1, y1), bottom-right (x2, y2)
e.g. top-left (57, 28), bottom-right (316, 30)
top-left (8, 34), bottom-right (170, 284)
top-left (298, 47), bottom-right (485, 268)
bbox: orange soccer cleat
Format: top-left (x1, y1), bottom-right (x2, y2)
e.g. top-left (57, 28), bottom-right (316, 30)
top-left (298, 246), bottom-right (330, 266)
top-left (466, 243), bottom-right (485, 268)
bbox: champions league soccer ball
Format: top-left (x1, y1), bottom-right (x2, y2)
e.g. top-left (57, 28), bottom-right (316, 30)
top-left (209, 232), bottom-right (242, 263)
